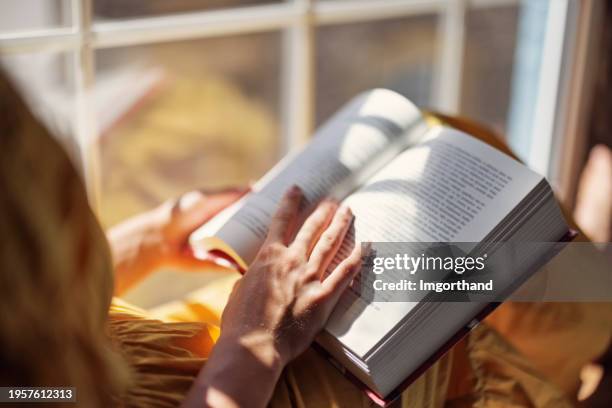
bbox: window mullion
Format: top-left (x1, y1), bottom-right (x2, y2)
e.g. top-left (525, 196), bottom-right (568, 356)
top-left (433, 0), bottom-right (466, 113)
top-left (281, 0), bottom-right (314, 154)
top-left (0, 28), bottom-right (78, 54)
top-left (72, 0), bottom-right (101, 212)
top-left (525, 0), bottom-right (570, 177)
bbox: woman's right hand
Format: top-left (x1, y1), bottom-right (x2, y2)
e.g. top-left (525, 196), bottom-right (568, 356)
top-left (184, 186), bottom-right (364, 408)
top-left (220, 185), bottom-right (363, 365)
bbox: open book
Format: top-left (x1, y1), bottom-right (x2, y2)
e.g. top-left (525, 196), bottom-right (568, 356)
top-left (189, 89), bottom-right (570, 405)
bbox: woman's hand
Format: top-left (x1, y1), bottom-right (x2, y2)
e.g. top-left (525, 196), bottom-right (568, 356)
top-left (221, 185), bottom-right (363, 363)
top-left (184, 186), bottom-right (364, 408)
top-left (108, 188), bottom-right (248, 295)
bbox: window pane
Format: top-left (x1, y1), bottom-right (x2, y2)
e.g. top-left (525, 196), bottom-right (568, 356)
top-left (97, 33), bottom-right (281, 227)
top-left (315, 15), bottom-right (438, 125)
top-left (460, 4), bottom-right (520, 136)
top-left (0, 1), bottom-right (69, 33)
top-left (94, 0), bottom-right (282, 20)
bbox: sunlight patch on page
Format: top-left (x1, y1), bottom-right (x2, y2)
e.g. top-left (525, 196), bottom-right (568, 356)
top-left (358, 88), bottom-right (421, 129)
top-left (337, 123), bottom-right (398, 168)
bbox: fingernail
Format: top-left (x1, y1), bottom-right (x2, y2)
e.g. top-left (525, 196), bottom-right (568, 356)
top-left (325, 196), bottom-right (341, 206)
top-left (338, 205), bottom-right (353, 218)
top-left (179, 191), bottom-right (206, 211)
top-left (326, 199), bottom-right (339, 208)
top-left (326, 195), bottom-right (340, 204)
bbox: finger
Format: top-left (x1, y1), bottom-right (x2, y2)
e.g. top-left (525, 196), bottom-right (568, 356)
top-left (306, 206), bottom-right (353, 279)
top-left (321, 243), bottom-right (364, 303)
top-left (267, 185), bottom-right (303, 244)
top-left (167, 188), bottom-right (249, 241)
top-left (291, 200), bottom-right (338, 254)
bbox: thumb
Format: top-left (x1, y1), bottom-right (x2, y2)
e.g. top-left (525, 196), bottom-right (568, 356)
top-left (166, 187), bottom-right (249, 242)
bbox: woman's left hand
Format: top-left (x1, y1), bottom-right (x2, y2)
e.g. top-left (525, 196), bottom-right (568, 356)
top-left (108, 187), bottom-right (249, 295)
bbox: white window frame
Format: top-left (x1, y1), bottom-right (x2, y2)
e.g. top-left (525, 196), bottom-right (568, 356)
top-left (0, 0), bottom-right (583, 212)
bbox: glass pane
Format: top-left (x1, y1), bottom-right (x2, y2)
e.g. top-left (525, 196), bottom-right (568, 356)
top-left (0, 1), bottom-right (69, 33)
top-left (94, 0), bottom-right (282, 20)
top-left (0, 51), bottom-right (78, 162)
top-left (460, 4), bottom-right (521, 136)
top-left (315, 15), bottom-right (438, 126)
top-left (96, 33), bottom-right (281, 227)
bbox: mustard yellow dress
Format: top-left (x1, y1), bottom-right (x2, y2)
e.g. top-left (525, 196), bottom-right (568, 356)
top-left (1, 69), bottom-right (609, 408)
top-left (108, 280), bottom-right (606, 408)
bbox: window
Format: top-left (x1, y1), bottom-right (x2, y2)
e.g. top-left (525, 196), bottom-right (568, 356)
top-left (96, 33), bottom-right (281, 225)
top-left (0, 0), bottom-right (589, 225)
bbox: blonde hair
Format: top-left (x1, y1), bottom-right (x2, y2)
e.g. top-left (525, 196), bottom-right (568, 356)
top-left (0, 71), bottom-right (129, 406)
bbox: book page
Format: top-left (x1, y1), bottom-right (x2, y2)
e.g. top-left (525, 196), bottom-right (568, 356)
top-left (325, 126), bottom-right (544, 357)
top-left (191, 89), bottom-right (425, 263)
